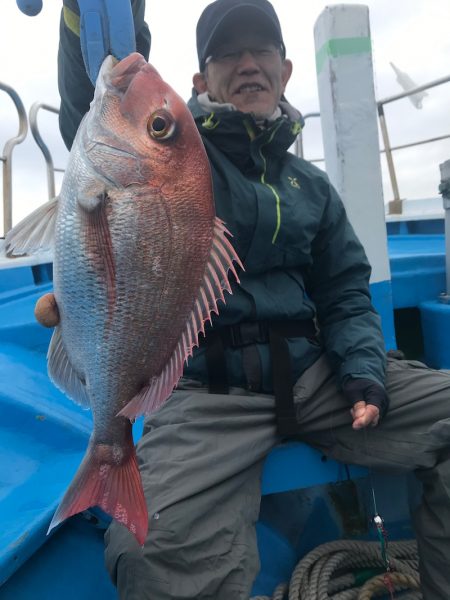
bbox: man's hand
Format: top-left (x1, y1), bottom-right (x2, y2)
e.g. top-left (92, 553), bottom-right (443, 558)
top-left (350, 401), bottom-right (380, 430)
top-left (342, 378), bottom-right (389, 430)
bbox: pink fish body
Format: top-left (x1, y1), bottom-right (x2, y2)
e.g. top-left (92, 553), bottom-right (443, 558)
top-left (6, 53), bottom-right (242, 545)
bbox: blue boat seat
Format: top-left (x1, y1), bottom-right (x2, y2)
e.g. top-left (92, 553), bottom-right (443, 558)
top-left (261, 442), bottom-right (368, 496)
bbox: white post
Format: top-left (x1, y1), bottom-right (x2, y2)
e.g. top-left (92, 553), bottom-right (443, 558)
top-left (314, 4), bottom-right (396, 348)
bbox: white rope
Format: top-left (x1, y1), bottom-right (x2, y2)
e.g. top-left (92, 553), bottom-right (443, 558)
top-left (250, 539), bottom-right (421, 600)
top-left (251, 582), bottom-right (289, 600)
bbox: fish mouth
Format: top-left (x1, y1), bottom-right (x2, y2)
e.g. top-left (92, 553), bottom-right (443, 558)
top-left (102, 53), bottom-right (148, 93)
top-left (94, 55), bottom-right (118, 97)
top-left (101, 54), bottom-right (119, 75)
top-left (94, 53), bottom-right (146, 98)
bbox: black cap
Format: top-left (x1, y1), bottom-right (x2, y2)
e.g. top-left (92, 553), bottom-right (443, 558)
top-left (196, 0), bottom-right (286, 72)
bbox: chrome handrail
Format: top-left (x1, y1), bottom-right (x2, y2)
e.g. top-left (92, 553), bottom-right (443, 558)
top-left (29, 102), bottom-right (62, 201)
top-left (0, 82), bottom-right (28, 235)
top-left (295, 112), bottom-right (320, 161)
top-left (296, 75), bottom-right (450, 216)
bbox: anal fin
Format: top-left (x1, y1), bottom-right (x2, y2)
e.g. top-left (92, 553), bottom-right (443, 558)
top-left (48, 326), bottom-right (90, 407)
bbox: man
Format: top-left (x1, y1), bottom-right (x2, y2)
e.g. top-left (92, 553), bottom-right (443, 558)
top-left (48, 0), bottom-right (450, 598)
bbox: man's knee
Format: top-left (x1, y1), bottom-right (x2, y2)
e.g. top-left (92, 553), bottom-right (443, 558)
top-left (104, 522), bottom-right (162, 600)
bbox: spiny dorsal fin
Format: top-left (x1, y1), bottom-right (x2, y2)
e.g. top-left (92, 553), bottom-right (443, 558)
top-left (118, 217), bottom-right (243, 419)
top-left (48, 326), bottom-right (90, 407)
top-left (5, 197), bottom-right (58, 256)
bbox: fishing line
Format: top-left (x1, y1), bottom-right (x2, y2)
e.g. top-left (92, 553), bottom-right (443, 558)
top-left (363, 426), bottom-right (395, 599)
top-left (252, 421), bottom-right (422, 599)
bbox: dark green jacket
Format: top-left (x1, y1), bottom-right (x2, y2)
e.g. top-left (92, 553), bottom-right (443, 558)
top-left (58, 10), bottom-right (386, 392)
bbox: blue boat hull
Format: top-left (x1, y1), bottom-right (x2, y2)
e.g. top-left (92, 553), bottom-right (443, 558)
top-left (0, 228), bottom-right (444, 597)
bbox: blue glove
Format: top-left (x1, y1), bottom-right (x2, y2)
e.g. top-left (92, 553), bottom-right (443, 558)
top-left (76, 0), bottom-right (136, 84)
top-left (16, 0), bottom-right (136, 85)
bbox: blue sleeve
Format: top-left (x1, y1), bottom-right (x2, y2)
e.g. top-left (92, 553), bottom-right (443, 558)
top-left (57, 0), bottom-right (151, 149)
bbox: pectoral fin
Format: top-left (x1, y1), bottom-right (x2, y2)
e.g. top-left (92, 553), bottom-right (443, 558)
top-left (5, 197), bottom-right (58, 256)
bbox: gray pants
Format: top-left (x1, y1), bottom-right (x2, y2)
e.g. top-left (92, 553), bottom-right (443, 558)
top-left (104, 357), bottom-right (450, 599)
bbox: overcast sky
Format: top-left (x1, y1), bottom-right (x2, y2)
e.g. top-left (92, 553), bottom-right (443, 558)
top-left (1, 1), bottom-right (450, 231)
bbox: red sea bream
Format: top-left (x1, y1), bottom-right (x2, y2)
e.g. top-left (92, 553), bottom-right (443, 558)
top-left (5, 53), bottom-right (242, 545)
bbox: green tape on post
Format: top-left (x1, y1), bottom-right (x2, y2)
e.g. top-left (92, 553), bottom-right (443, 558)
top-left (316, 37), bottom-right (372, 74)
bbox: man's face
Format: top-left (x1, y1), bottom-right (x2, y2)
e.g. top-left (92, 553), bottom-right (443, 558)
top-left (194, 25), bottom-right (292, 120)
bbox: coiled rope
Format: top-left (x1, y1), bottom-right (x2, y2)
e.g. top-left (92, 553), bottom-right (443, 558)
top-left (251, 539), bottom-right (421, 600)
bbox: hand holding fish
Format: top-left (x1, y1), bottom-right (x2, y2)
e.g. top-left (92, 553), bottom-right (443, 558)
top-left (74, 0), bottom-right (137, 84)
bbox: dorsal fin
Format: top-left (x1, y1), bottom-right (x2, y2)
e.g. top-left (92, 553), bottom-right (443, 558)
top-left (118, 217), bottom-right (243, 419)
top-left (5, 198), bottom-right (58, 256)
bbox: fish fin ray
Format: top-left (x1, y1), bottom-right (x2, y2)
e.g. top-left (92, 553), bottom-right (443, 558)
top-left (48, 327), bottom-right (90, 407)
top-left (48, 440), bottom-right (148, 546)
top-left (199, 216), bottom-right (242, 312)
top-left (118, 217), bottom-right (242, 419)
top-left (5, 197), bottom-right (58, 256)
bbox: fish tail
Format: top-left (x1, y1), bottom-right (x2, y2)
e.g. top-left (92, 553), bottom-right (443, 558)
top-left (48, 440), bottom-right (148, 546)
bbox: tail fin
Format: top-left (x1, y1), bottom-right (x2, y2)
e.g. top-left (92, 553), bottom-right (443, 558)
top-left (48, 441), bottom-right (148, 545)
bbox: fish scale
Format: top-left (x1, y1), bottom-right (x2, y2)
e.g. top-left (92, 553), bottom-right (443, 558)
top-left (5, 53), bottom-right (242, 545)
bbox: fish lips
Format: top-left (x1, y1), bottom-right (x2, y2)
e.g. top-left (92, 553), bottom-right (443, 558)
top-left (105, 53), bottom-right (147, 94)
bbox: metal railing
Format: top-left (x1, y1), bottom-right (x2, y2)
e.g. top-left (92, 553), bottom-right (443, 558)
top-left (0, 82), bottom-right (28, 234)
top-left (297, 75), bottom-right (450, 216)
top-left (378, 75), bottom-right (450, 214)
top-left (2, 74), bottom-right (449, 234)
top-left (295, 112), bottom-right (320, 160)
top-left (29, 102), bottom-right (63, 201)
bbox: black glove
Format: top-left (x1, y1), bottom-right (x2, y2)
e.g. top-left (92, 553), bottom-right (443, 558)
top-left (342, 378), bottom-right (389, 419)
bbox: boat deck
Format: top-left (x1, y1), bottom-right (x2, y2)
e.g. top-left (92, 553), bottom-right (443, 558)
top-left (0, 232), bottom-right (441, 596)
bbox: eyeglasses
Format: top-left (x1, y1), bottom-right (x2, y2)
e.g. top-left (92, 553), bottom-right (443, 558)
top-left (205, 44), bottom-right (281, 66)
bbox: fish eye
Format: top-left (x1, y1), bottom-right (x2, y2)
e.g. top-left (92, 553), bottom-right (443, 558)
top-left (147, 110), bottom-right (176, 141)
